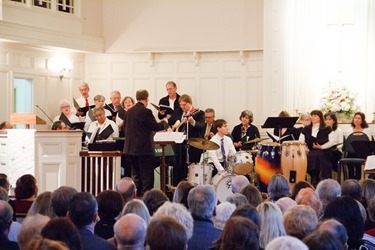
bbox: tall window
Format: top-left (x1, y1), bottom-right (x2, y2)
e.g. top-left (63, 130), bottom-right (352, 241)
top-left (8, 0), bottom-right (75, 15)
top-left (14, 78), bottom-right (33, 129)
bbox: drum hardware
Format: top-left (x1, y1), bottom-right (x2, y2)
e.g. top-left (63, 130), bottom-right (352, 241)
top-left (188, 138), bottom-right (220, 150)
top-left (229, 151), bottom-right (254, 175)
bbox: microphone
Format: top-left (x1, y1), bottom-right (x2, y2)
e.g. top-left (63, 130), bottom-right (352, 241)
top-left (35, 105), bottom-right (53, 123)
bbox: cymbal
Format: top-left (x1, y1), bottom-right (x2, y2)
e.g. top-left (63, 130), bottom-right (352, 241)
top-left (244, 138), bottom-right (268, 144)
top-left (188, 138), bottom-right (220, 150)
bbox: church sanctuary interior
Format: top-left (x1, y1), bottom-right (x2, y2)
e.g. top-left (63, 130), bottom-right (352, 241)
top-left (1, 1), bottom-right (375, 196)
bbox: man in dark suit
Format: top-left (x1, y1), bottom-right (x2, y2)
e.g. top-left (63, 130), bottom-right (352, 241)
top-left (67, 192), bottom-right (115, 250)
top-left (168, 94), bottom-right (205, 186)
top-left (105, 90), bottom-right (123, 122)
top-left (203, 108), bottom-right (216, 140)
top-left (124, 89), bottom-right (168, 196)
top-left (158, 81), bottom-right (181, 120)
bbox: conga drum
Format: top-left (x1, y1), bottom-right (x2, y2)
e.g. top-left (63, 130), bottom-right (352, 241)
top-left (255, 142), bottom-right (282, 192)
top-left (281, 141), bottom-right (307, 189)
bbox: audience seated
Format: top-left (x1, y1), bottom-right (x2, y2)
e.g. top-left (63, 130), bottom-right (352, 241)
top-left (115, 177), bottom-right (136, 205)
top-left (51, 186), bottom-right (78, 217)
top-left (303, 230), bottom-right (345, 250)
top-left (267, 174), bottom-right (290, 202)
top-left (283, 205), bottom-right (318, 240)
top-left (210, 216), bottom-right (259, 250)
top-left (17, 214), bottom-right (50, 250)
top-left (0, 187), bottom-right (20, 242)
top-left (230, 204), bottom-right (261, 229)
top-left (323, 195), bottom-right (370, 249)
top-left (187, 185), bottom-right (221, 250)
top-left (231, 175), bottom-right (250, 193)
top-left (225, 193), bottom-right (249, 207)
top-left (146, 216), bottom-right (188, 250)
top-left (27, 236), bottom-right (69, 250)
top-left (315, 219), bottom-right (348, 249)
top-left (0, 200), bottom-right (19, 250)
top-left (315, 179), bottom-right (341, 218)
top-left (172, 181), bottom-right (195, 209)
top-left (14, 174), bottom-right (38, 219)
top-left (41, 217), bottom-right (82, 250)
top-left (239, 184), bottom-right (263, 208)
top-left (265, 236), bottom-right (308, 250)
top-left (152, 201), bottom-right (194, 240)
top-left (360, 179), bottom-right (375, 209)
top-left (142, 188), bottom-right (169, 216)
top-left (275, 197), bottom-right (297, 214)
top-left (67, 192), bottom-right (115, 250)
top-left (0, 174), bottom-right (11, 194)
top-left (121, 199), bottom-right (150, 224)
top-left (365, 197), bottom-right (375, 237)
top-left (256, 201), bottom-right (286, 249)
top-left (290, 180), bottom-right (314, 200)
top-left (341, 179), bottom-right (361, 201)
top-left (27, 191), bottom-right (55, 218)
top-left (113, 214), bottom-right (147, 250)
top-left (213, 201), bottom-right (236, 230)
top-left (295, 188), bottom-right (322, 216)
top-left (94, 190), bottom-right (123, 240)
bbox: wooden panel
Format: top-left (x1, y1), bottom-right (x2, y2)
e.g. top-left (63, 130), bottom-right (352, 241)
top-left (111, 62), bottom-right (130, 74)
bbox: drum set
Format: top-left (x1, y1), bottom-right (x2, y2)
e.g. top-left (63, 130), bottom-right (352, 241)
top-left (186, 137), bottom-right (308, 202)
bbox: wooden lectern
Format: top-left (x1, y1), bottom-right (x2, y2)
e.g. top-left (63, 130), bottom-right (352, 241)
top-left (10, 113), bottom-right (46, 129)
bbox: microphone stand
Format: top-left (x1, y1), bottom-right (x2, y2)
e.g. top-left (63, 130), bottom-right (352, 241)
top-left (35, 105), bottom-right (53, 123)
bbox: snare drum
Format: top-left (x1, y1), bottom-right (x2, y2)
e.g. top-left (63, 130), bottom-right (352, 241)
top-left (211, 173), bottom-right (236, 203)
top-left (281, 141), bottom-right (307, 188)
top-left (188, 163), bottom-right (213, 185)
top-left (229, 151), bottom-right (253, 175)
top-left (255, 142), bottom-right (282, 192)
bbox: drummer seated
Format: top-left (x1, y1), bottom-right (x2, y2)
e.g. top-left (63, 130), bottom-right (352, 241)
top-left (208, 119), bottom-right (236, 176)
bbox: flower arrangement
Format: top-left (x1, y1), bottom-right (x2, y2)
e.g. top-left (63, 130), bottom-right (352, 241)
top-left (320, 85), bottom-right (359, 118)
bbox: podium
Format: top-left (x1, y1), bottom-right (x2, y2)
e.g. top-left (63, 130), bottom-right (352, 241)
top-left (10, 113), bottom-right (46, 129)
top-left (154, 141), bottom-right (175, 193)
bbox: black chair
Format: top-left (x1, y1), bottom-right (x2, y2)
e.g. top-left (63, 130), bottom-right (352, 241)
top-left (337, 132), bottom-right (369, 183)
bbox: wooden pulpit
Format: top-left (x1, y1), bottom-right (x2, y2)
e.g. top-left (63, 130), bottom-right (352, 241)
top-left (10, 113), bottom-right (46, 129)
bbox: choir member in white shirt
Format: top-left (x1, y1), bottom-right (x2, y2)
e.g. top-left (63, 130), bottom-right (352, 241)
top-left (346, 112), bottom-right (372, 179)
top-left (84, 94), bottom-right (112, 131)
top-left (53, 99), bottom-right (80, 124)
top-left (324, 112), bottom-right (344, 173)
top-left (208, 119), bottom-right (236, 176)
top-left (87, 107), bottom-right (119, 141)
top-left (73, 82), bottom-right (95, 120)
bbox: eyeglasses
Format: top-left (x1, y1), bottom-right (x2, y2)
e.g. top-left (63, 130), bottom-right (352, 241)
top-left (205, 116), bottom-right (214, 119)
top-left (61, 106), bottom-right (70, 109)
top-left (180, 102), bottom-right (188, 107)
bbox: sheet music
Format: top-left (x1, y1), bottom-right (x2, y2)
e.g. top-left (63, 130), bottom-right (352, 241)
top-left (365, 155), bottom-right (375, 170)
top-left (154, 132), bottom-right (186, 143)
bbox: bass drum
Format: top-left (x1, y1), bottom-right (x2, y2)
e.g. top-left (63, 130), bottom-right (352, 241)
top-left (281, 141), bottom-right (307, 189)
top-left (211, 173), bottom-right (236, 203)
top-left (188, 163), bottom-right (213, 185)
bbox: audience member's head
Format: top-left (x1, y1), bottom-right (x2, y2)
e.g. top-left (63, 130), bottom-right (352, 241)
top-left (367, 197), bottom-right (375, 223)
top-left (15, 174), bottom-right (38, 199)
top-left (27, 236), bottom-right (69, 250)
top-left (257, 201), bottom-right (286, 248)
top-left (96, 190), bottom-right (123, 220)
top-left (0, 174), bottom-right (10, 192)
top-left (115, 177), bottom-right (136, 204)
top-left (173, 181), bottom-right (195, 209)
top-left (27, 191), bottom-right (55, 218)
top-left (323, 196), bottom-right (364, 249)
top-left (67, 192), bottom-right (98, 228)
top-left (0, 200), bottom-right (12, 237)
top-left (231, 175), bottom-right (250, 193)
top-left (303, 230), bottom-right (344, 250)
top-left (360, 178), bottom-right (375, 207)
top-left (316, 219), bottom-right (348, 249)
top-left (265, 236), bottom-right (308, 250)
top-left (146, 216), bottom-right (187, 250)
top-left (142, 188), bottom-right (169, 216)
top-left (231, 204), bottom-right (261, 229)
top-left (295, 188), bottom-right (322, 216)
top-left (188, 185), bottom-right (217, 220)
top-left (341, 179), bottom-right (361, 201)
top-left (315, 179), bottom-right (341, 206)
top-left (225, 193), bottom-right (249, 207)
top-left (267, 174), bottom-right (290, 201)
top-left (121, 199), bottom-right (150, 224)
top-left (51, 186), bottom-right (78, 217)
top-left (214, 201), bottom-right (236, 230)
top-left (153, 201), bottom-right (194, 240)
top-left (275, 197), bottom-right (297, 214)
top-left (0, 121), bottom-right (12, 130)
top-left (114, 213), bottom-right (147, 250)
top-left (41, 217), bottom-right (82, 250)
top-left (239, 184), bottom-right (263, 208)
top-left (212, 216), bottom-right (259, 250)
top-left (283, 205), bottom-right (318, 240)
top-left (290, 180), bottom-right (314, 200)
top-left (18, 214), bottom-right (50, 249)
top-left (0, 187), bottom-right (8, 201)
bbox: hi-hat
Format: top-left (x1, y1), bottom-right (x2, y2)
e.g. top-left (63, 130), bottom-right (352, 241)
top-left (244, 138), bottom-right (268, 144)
top-left (188, 138), bottom-right (219, 150)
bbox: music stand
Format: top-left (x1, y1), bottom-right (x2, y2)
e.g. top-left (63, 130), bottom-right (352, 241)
top-left (154, 141), bottom-right (175, 193)
top-left (261, 117), bottom-right (299, 142)
top-left (351, 141), bottom-right (375, 159)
